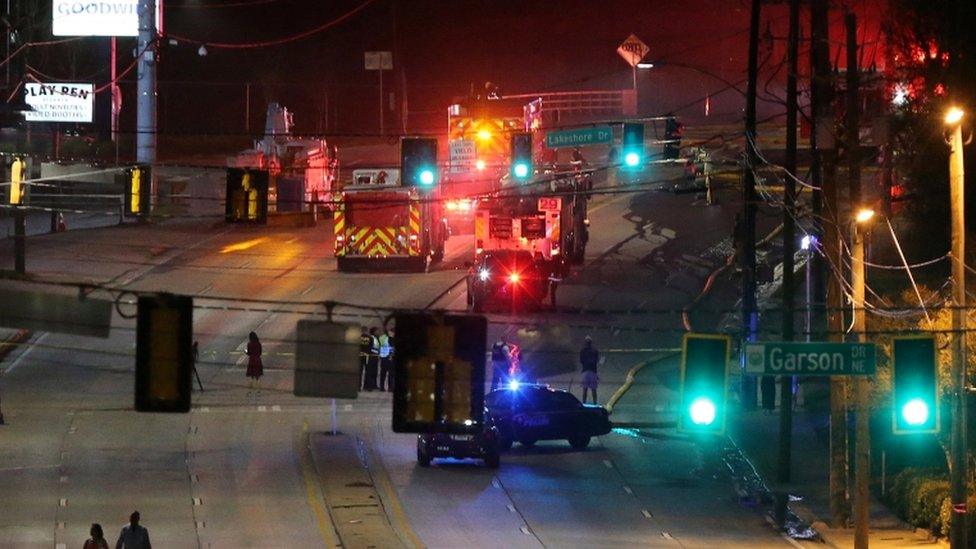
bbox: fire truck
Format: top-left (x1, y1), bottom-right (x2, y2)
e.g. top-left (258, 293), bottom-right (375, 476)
top-left (333, 179), bottom-right (448, 272)
top-left (471, 173), bottom-right (589, 306)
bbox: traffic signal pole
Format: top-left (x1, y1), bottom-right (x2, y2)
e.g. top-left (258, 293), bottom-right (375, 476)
top-left (136, 0), bottom-right (157, 182)
top-left (947, 110), bottom-right (968, 549)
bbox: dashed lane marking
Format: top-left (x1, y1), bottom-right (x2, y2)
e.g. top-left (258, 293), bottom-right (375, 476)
top-left (59, 476), bottom-right (68, 483)
top-left (602, 459), bottom-right (613, 469)
top-left (301, 285), bottom-right (315, 296)
top-left (506, 504), bottom-right (516, 513)
top-left (190, 474), bottom-right (199, 483)
top-left (57, 521), bottom-right (66, 530)
top-left (258, 405), bottom-right (267, 412)
top-left (58, 498), bottom-right (67, 507)
top-left (641, 509), bottom-right (653, 519)
top-left (623, 486), bottom-right (633, 495)
top-left (272, 405), bottom-right (281, 412)
top-left (520, 526), bottom-right (532, 535)
top-left (196, 520), bottom-right (206, 529)
top-left (199, 407), bottom-right (210, 413)
top-left (5, 332), bottom-right (48, 373)
top-left (492, 479), bottom-right (502, 488)
top-left (661, 532), bottom-right (674, 540)
top-left (192, 497), bottom-right (202, 506)
top-left (343, 404), bottom-right (353, 411)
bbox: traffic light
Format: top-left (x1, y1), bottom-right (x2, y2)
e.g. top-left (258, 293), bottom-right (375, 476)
top-left (892, 336), bottom-right (940, 434)
top-left (622, 123), bottom-right (644, 168)
top-left (678, 333), bottom-right (730, 435)
top-left (510, 132), bottom-right (532, 180)
top-left (119, 164), bottom-right (151, 217)
top-left (225, 168), bottom-right (269, 223)
top-left (401, 137), bottom-right (438, 188)
top-left (392, 313), bottom-right (487, 434)
top-left (6, 155), bottom-right (26, 205)
top-left (135, 293), bottom-right (193, 413)
top-left (664, 116), bottom-right (682, 160)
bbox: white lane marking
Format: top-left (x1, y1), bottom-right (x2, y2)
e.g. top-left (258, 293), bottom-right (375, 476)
top-left (57, 521), bottom-right (66, 530)
top-left (272, 405), bottom-right (281, 412)
top-left (68, 427), bottom-right (76, 434)
top-left (190, 474), bottom-right (199, 483)
top-left (520, 526), bottom-right (532, 535)
top-left (602, 459), bottom-right (613, 469)
top-left (58, 498), bottom-right (67, 507)
top-left (623, 486), bottom-right (633, 495)
top-left (641, 509), bottom-right (653, 519)
top-left (56, 544), bottom-right (66, 549)
top-left (239, 260), bottom-right (252, 269)
top-left (661, 532), bottom-right (674, 540)
top-left (192, 497), bottom-right (202, 506)
top-left (59, 476), bottom-right (68, 483)
top-left (300, 285), bottom-right (315, 296)
top-left (199, 407), bottom-right (210, 413)
top-left (5, 332), bottom-right (49, 373)
top-left (188, 425), bottom-right (198, 434)
top-left (343, 404), bottom-right (353, 411)
top-left (506, 504), bottom-right (516, 513)
top-left (491, 479), bottom-right (501, 489)
top-left (196, 520), bottom-right (206, 529)
top-left (199, 284), bottom-right (213, 295)
top-left (258, 405), bottom-right (267, 412)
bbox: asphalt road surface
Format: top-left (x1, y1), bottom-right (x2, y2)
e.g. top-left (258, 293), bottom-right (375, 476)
top-left (0, 168), bottom-right (799, 548)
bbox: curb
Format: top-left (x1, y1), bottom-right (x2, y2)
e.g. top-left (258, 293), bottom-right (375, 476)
top-left (0, 329), bottom-right (31, 364)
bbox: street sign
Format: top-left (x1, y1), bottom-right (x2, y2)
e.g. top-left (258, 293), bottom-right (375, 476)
top-left (545, 125), bottom-right (613, 149)
top-left (617, 33), bottom-right (649, 67)
top-left (0, 288), bottom-right (112, 338)
top-left (294, 320), bottom-right (360, 399)
top-left (745, 342), bottom-right (876, 376)
top-left (449, 139), bottom-right (476, 173)
top-left (364, 51), bottom-right (393, 70)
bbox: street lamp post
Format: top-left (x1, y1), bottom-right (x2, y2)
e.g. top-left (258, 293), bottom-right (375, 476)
top-left (946, 106), bottom-right (968, 549)
top-left (852, 208), bottom-right (873, 549)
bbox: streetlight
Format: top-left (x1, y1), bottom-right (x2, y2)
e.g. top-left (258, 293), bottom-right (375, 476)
top-left (851, 207), bottom-right (873, 549)
top-left (945, 106), bottom-right (968, 549)
top-left (635, 62), bottom-right (654, 115)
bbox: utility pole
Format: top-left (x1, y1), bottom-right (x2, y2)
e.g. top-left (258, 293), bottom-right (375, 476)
top-left (740, 0), bottom-right (761, 411)
top-left (851, 209), bottom-right (871, 549)
top-left (811, 0), bottom-right (849, 527)
top-left (777, 0), bottom-right (800, 485)
top-left (136, 0), bottom-right (157, 172)
top-left (846, 15), bottom-right (870, 549)
top-left (946, 105), bottom-right (968, 549)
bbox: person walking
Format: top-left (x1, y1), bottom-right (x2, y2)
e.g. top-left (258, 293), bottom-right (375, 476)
top-left (580, 336), bottom-right (600, 404)
top-left (115, 511), bottom-right (151, 549)
top-left (363, 327), bottom-right (380, 391)
top-left (378, 328), bottom-right (394, 392)
top-left (245, 332), bottom-right (263, 395)
top-left (490, 337), bottom-right (512, 391)
top-left (83, 523), bottom-right (109, 549)
top-left (359, 326), bottom-right (371, 390)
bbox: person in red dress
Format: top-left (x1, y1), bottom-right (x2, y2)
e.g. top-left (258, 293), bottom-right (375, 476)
top-left (246, 331), bottom-right (263, 395)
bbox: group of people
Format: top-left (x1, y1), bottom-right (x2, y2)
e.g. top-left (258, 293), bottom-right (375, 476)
top-left (83, 511), bottom-right (150, 549)
top-left (360, 326), bottom-right (394, 392)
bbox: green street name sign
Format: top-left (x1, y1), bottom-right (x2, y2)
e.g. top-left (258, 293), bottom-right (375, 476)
top-left (744, 342), bottom-right (876, 376)
top-left (545, 126), bottom-right (613, 149)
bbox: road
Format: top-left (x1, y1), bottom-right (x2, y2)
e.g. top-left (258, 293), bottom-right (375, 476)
top-left (0, 168), bottom-right (798, 548)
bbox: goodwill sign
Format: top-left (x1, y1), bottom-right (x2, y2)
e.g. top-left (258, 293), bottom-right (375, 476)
top-left (24, 83), bottom-right (94, 123)
top-left (52, 0), bottom-right (139, 37)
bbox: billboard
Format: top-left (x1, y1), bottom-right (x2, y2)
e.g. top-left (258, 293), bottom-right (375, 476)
top-left (24, 83), bottom-right (94, 123)
top-left (52, 0), bottom-right (139, 37)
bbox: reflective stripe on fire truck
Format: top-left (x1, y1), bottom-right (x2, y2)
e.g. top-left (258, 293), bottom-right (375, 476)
top-left (409, 204), bottom-right (422, 255)
top-left (333, 205), bottom-right (346, 256)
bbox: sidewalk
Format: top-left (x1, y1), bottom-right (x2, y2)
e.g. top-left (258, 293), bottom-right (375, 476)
top-left (731, 407), bottom-right (945, 548)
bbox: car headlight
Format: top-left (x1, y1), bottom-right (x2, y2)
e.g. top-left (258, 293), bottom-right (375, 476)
top-left (478, 268), bottom-right (490, 282)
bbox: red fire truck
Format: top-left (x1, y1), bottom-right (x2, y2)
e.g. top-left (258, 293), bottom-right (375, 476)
top-left (470, 174), bottom-right (589, 307)
top-left (333, 181), bottom-right (448, 272)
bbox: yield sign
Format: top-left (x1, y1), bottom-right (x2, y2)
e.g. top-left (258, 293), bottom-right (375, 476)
top-left (617, 34), bottom-right (649, 67)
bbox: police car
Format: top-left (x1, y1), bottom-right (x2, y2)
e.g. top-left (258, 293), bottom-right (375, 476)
top-left (486, 382), bottom-right (612, 450)
top-left (416, 420), bottom-right (501, 468)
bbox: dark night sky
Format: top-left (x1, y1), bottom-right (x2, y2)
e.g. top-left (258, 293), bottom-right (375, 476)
top-left (37, 0), bottom-right (887, 138)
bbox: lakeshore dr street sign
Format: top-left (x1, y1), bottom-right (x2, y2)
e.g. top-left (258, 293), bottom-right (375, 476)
top-left (545, 126), bottom-right (613, 148)
top-left (745, 342), bottom-right (876, 376)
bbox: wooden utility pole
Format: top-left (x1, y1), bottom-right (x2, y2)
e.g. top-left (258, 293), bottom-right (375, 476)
top-left (778, 0), bottom-right (800, 485)
top-left (741, 0), bottom-right (761, 411)
top-left (811, 0), bottom-right (849, 527)
top-left (846, 14), bottom-right (870, 549)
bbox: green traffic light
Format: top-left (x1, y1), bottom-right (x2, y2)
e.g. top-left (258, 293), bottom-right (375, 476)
top-left (624, 151), bottom-right (641, 167)
top-left (513, 163), bottom-right (529, 179)
top-left (689, 397), bottom-right (717, 426)
top-left (901, 398), bottom-right (930, 426)
top-left (419, 168), bottom-right (435, 186)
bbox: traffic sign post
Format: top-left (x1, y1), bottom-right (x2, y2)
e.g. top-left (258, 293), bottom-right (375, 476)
top-left (744, 342), bottom-right (876, 376)
top-left (365, 51), bottom-right (393, 135)
top-left (617, 33), bottom-right (650, 101)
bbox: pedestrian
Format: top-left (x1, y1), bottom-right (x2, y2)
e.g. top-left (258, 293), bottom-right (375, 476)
top-left (83, 523), bottom-right (109, 549)
top-left (359, 326), bottom-right (371, 390)
top-left (363, 327), bottom-right (380, 391)
top-left (115, 511), bottom-right (151, 549)
top-left (580, 336), bottom-right (600, 404)
top-left (490, 337), bottom-right (512, 391)
top-left (378, 327), bottom-right (394, 392)
top-left (245, 331), bottom-right (263, 395)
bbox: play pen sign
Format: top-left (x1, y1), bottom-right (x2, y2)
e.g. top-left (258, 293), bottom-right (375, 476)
top-left (23, 83), bottom-right (94, 123)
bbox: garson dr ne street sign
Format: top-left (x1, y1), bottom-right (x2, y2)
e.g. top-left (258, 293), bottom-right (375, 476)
top-left (745, 342), bottom-right (876, 376)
